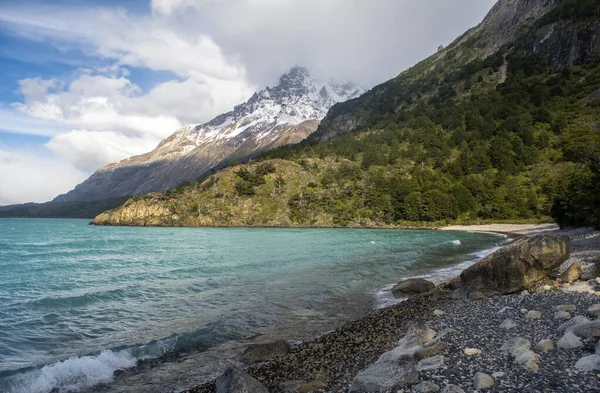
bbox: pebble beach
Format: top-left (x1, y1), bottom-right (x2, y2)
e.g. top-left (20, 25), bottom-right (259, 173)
top-left (184, 224), bottom-right (600, 393)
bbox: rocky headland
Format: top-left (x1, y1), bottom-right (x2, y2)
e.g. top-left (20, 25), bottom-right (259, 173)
top-left (183, 225), bottom-right (600, 393)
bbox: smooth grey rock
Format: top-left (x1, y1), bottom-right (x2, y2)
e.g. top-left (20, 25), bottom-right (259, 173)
top-left (566, 321), bottom-right (600, 339)
top-left (441, 385), bottom-right (465, 393)
top-left (500, 318), bottom-right (517, 329)
top-left (558, 315), bottom-right (590, 332)
top-left (557, 331), bottom-right (583, 349)
top-left (433, 309), bottom-right (445, 316)
top-left (414, 381), bottom-right (440, 393)
top-left (526, 310), bottom-right (541, 320)
top-left (458, 235), bottom-right (569, 299)
top-left (588, 304), bottom-right (600, 317)
top-left (417, 355), bottom-right (445, 371)
top-left (514, 350), bottom-right (541, 372)
top-left (574, 354), bottom-right (600, 371)
top-left (215, 367), bottom-right (269, 393)
top-left (492, 372), bottom-right (505, 378)
top-left (392, 278), bottom-right (436, 298)
top-left (241, 339), bottom-right (291, 363)
top-left (500, 337), bottom-right (531, 357)
top-left (473, 372), bottom-right (494, 389)
top-left (555, 304), bottom-right (577, 312)
top-left (377, 321), bottom-right (435, 363)
top-left (350, 361), bottom-right (418, 392)
top-left (553, 311), bottom-right (571, 321)
top-left (565, 281), bottom-right (596, 294)
top-left (534, 339), bottom-right (554, 353)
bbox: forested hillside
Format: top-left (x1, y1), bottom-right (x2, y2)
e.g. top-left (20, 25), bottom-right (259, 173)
top-left (93, 0), bottom-right (600, 229)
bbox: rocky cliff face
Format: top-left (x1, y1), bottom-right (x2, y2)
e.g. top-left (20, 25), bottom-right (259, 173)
top-left (54, 67), bottom-right (361, 202)
top-left (312, 0), bottom-right (600, 142)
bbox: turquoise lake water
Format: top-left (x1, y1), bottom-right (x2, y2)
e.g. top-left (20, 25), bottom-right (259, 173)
top-left (0, 219), bottom-right (506, 393)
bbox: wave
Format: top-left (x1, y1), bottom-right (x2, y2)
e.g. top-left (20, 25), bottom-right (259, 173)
top-left (3, 350), bottom-right (137, 393)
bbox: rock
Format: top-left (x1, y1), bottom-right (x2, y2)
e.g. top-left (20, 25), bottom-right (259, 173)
top-left (566, 320), bottom-right (600, 339)
top-left (241, 339), bottom-right (291, 363)
top-left (574, 354), bottom-right (600, 371)
top-left (514, 350), bottom-right (541, 372)
top-left (473, 372), bottom-right (494, 390)
top-left (500, 318), bottom-right (517, 329)
top-left (492, 372), bottom-right (505, 378)
top-left (521, 290), bottom-right (530, 295)
top-left (555, 304), bottom-right (577, 311)
top-left (520, 308), bottom-right (528, 314)
top-left (597, 341), bottom-right (600, 355)
top-left (377, 321), bottom-right (436, 363)
top-left (441, 384), bottom-right (465, 393)
top-left (414, 381), bottom-right (440, 393)
top-left (497, 306), bottom-right (514, 314)
top-left (557, 331), bottom-right (583, 349)
top-left (458, 235), bottom-right (569, 299)
top-left (500, 337), bottom-right (531, 357)
top-left (534, 339), bottom-right (554, 353)
top-left (350, 361), bottom-right (418, 392)
top-left (416, 342), bottom-right (449, 359)
top-left (433, 309), bottom-right (445, 316)
top-left (553, 311), bottom-right (571, 321)
top-left (215, 367), bottom-right (269, 393)
top-left (564, 281), bottom-right (596, 294)
top-left (464, 348), bottom-right (482, 356)
top-left (392, 278), bottom-right (436, 298)
top-left (558, 315), bottom-right (590, 332)
top-left (559, 263), bottom-right (582, 284)
top-left (588, 304), bottom-right (600, 317)
top-left (526, 310), bottom-right (541, 320)
top-left (417, 355), bottom-right (445, 371)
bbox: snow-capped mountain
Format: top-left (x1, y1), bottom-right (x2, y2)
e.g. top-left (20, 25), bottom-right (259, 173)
top-left (54, 67), bottom-right (363, 202)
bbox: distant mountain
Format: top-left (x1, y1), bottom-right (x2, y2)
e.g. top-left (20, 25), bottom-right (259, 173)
top-left (53, 67), bottom-right (362, 203)
top-left (92, 0), bottom-right (600, 229)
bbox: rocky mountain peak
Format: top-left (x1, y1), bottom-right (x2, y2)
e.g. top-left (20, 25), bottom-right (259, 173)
top-left (278, 66), bottom-right (312, 91)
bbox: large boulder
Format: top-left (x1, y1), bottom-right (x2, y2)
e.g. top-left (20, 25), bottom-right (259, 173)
top-left (350, 361), bottom-right (418, 392)
top-left (241, 339), bottom-right (291, 363)
top-left (392, 278), bottom-right (436, 298)
top-left (215, 367), bottom-right (269, 393)
top-left (458, 235), bottom-right (569, 299)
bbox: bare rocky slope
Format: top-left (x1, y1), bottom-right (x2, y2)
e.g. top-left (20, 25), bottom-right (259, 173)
top-left (53, 67), bottom-right (361, 203)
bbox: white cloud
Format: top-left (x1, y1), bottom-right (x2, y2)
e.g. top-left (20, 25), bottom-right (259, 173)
top-left (0, 149), bottom-right (87, 205)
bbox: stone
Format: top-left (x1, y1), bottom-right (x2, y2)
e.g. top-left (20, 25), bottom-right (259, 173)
top-left (526, 310), bottom-right (541, 320)
top-left (520, 308), bottom-right (528, 314)
top-left (241, 339), bottom-right (291, 363)
top-left (500, 337), bottom-right (531, 357)
top-left (553, 311), bottom-right (571, 321)
top-left (416, 342), bottom-right (449, 359)
top-left (417, 355), bottom-right (445, 371)
top-left (491, 372), bottom-right (505, 378)
top-left (441, 385), bottom-right (465, 393)
top-left (350, 361), bottom-right (418, 392)
top-left (567, 321), bottom-right (600, 339)
top-left (377, 321), bottom-right (436, 363)
top-left (521, 290), bottom-right (530, 295)
top-left (588, 304), bottom-right (600, 317)
top-left (215, 367), bottom-right (269, 393)
top-left (500, 318), bottom-right (517, 329)
top-left (534, 339), bottom-right (554, 353)
top-left (564, 281), bottom-right (596, 294)
top-left (391, 278), bottom-right (436, 298)
top-left (558, 315), bottom-right (590, 332)
top-left (497, 306), bottom-right (514, 314)
top-left (597, 341), bottom-right (600, 355)
top-left (557, 331), bottom-right (583, 349)
top-left (473, 372), bottom-right (494, 390)
top-left (514, 350), bottom-right (541, 372)
top-left (574, 354), bottom-right (600, 371)
top-left (458, 235), bottom-right (569, 299)
top-left (559, 263), bottom-right (582, 284)
top-left (433, 309), bottom-right (445, 316)
top-left (464, 348), bottom-right (482, 356)
top-left (414, 381), bottom-right (440, 393)
top-left (555, 304), bottom-right (577, 311)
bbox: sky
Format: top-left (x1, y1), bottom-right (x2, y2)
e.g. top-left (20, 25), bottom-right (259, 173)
top-left (0, 0), bottom-right (497, 205)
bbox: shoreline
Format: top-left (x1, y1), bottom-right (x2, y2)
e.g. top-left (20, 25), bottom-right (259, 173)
top-left (183, 224), bottom-right (600, 393)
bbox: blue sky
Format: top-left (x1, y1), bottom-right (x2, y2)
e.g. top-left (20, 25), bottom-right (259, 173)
top-left (0, 0), bottom-right (497, 205)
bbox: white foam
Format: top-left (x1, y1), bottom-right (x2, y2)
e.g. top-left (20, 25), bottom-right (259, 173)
top-left (451, 240), bottom-right (461, 245)
top-left (8, 350), bottom-right (137, 393)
